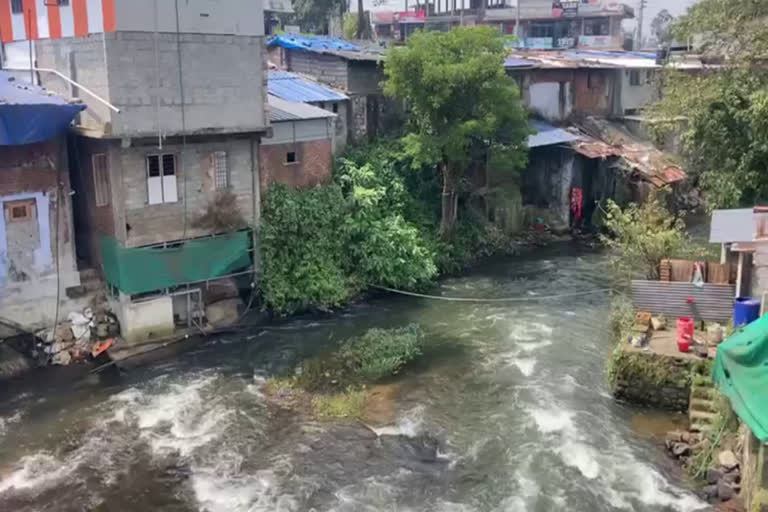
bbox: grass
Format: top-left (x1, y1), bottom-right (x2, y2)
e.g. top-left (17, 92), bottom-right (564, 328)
top-left (311, 388), bottom-right (369, 419)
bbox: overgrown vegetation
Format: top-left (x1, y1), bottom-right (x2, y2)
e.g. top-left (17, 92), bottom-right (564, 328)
top-left (384, 26), bottom-right (529, 234)
top-left (599, 199), bottom-right (708, 280)
top-left (265, 325), bottom-right (425, 419)
top-left (647, 0), bottom-right (768, 208)
top-left (260, 139), bottom-right (518, 315)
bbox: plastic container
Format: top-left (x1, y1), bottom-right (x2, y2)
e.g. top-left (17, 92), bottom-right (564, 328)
top-left (734, 297), bottom-right (761, 327)
top-left (676, 317), bottom-right (694, 353)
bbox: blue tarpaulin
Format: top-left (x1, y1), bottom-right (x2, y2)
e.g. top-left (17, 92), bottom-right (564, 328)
top-left (0, 71), bottom-right (85, 145)
top-left (267, 35), bottom-right (360, 53)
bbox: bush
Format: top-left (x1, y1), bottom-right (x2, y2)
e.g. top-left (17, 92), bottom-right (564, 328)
top-left (341, 324), bottom-right (424, 381)
top-left (311, 388), bottom-right (368, 418)
top-left (260, 185), bottom-right (352, 314)
top-left (599, 199), bottom-right (707, 280)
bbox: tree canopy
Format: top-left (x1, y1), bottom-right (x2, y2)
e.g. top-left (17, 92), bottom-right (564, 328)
top-left (384, 26), bottom-right (529, 234)
top-left (648, 0), bottom-right (768, 208)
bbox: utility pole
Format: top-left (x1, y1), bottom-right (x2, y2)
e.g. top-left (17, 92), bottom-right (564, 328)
top-left (637, 0), bottom-right (647, 50)
top-left (516, 0), bottom-right (521, 39)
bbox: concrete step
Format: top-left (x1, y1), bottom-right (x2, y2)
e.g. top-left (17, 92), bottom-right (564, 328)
top-left (690, 410), bottom-right (718, 423)
top-left (691, 386), bottom-right (717, 399)
top-left (689, 421), bottom-right (714, 433)
top-left (689, 397), bottom-right (716, 413)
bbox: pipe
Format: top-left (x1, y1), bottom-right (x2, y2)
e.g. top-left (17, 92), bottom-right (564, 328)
top-left (4, 66), bottom-right (121, 113)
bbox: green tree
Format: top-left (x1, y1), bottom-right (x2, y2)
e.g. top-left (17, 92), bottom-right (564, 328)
top-left (648, 0), bottom-right (768, 208)
top-left (343, 12), bottom-right (358, 40)
top-left (292, 0), bottom-right (345, 34)
top-left (384, 26), bottom-right (529, 234)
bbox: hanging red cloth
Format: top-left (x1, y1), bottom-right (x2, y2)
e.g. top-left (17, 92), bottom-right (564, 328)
top-left (570, 187), bottom-right (583, 222)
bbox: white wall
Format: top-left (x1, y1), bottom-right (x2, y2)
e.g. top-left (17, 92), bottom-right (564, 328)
top-left (620, 69), bottom-right (658, 113)
top-left (262, 118), bottom-right (333, 146)
top-left (114, 0), bottom-right (265, 36)
top-left (114, 295), bottom-right (175, 344)
top-left (529, 82), bottom-right (571, 122)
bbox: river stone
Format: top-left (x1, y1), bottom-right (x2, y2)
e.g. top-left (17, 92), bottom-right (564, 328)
top-left (702, 484), bottom-right (718, 500)
top-left (205, 298), bottom-right (243, 328)
top-left (707, 468), bottom-right (724, 485)
top-left (0, 344), bottom-right (32, 380)
top-left (718, 450), bottom-right (739, 470)
top-left (672, 442), bottom-right (690, 457)
top-left (722, 468), bottom-right (741, 484)
top-left (377, 433), bottom-right (440, 463)
top-left (717, 480), bottom-right (735, 501)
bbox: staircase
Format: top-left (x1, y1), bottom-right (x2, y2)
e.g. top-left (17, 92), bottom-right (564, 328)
top-left (689, 376), bottom-right (718, 434)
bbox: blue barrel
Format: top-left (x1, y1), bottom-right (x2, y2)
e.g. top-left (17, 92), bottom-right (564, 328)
top-left (734, 297), bottom-right (761, 327)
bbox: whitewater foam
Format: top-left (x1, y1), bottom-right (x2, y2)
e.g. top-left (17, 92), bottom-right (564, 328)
top-left (371, 406), bottom-right (425, 437)
top-left (529, 407), bottom-right (575, 434)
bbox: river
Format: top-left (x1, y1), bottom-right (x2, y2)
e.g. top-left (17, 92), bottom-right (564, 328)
top-left (0, 243), bottom-right (705, 511)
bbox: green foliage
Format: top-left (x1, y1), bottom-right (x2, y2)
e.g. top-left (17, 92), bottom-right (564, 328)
top-left (340, 325), bottom-right (424, 381)
top-left (384, 26), bottom-right (529, 233)
top-left (342, 12), bottom-right (358, 40)
top-left (609, 294), bottom-right (636, 341)
top-left (311, 388), bottom-right (368, 418)
top-left (260, 185), bottom-right (352, 314)
top-left (648, 0), bottom-right (768, 208)
top-left (291, 0), bottom-right (345, 34)
top-left (599, 199), bottom-right (706, 280)
top-left (296, 324), bottom-right (425, 391)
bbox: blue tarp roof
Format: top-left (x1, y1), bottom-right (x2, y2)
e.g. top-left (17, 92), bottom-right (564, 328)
top-left (268, 71), bottom-right (348, 103)
top-left (0, 72), bottom-right (85, 145)
top-left (528, 120), bottom-right (580, 148)
top-left (268, 34), bottom-right (361, 52)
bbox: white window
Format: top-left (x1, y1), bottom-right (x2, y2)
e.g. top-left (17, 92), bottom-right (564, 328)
top-left (10, 0), bottom-right (22, 15)
top-left (212, 151), bottom-right (229, 189)
top-left (146, 154), bottom-right (178, 205)
top-left (92, 153), bottom-right (110, 207)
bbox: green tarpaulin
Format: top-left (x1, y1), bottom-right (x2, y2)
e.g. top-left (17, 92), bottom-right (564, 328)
top-left (714, 314), bottom-right (768, 442)
top-left (100, 232), bottom-right (253, 295)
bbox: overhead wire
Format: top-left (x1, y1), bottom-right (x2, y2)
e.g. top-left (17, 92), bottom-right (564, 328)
top-left (369, 285), bottom-right (615, 303)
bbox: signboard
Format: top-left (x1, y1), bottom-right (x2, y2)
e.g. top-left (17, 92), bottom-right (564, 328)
top-left (284, 25), bottom-right (301, 35)
top-left (526, 37), bottom-right (554, 49)
top-left (552, 0), bottom-right (579, 18)
top-left (394, 10), bottom-right (426, 24)
top-left (578, 35), bottom-right (617, 48)
top-left (556, 37), bottom-right (576, 48)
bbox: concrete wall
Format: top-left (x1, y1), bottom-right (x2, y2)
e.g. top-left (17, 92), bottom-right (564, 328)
top-left (35, 32), bottom-right (267, 137)
top-left (114, 0), bottom-right (265, 36)
top-left (309, 101), bottom-right (349, 153)
top-left (751, 242), bottom-right (768, 300)
top-left (260, 139), bottom-right (333, 190)
top-left (742, 427), bottom-right (768, 511)
top-left (111, 294), bottom-right (175, 344)
top-left (529, 81), bottom-right (572, 122)
top-left (35, 35), bottom-right (114, 134)
top-left (618, 68), bottom-right (659, 114)
top-left (106, 32), bottom-right (267, 137)
top-left (263, 118), bottom-right (333, 146)
top-left (521, 146), bottom-right (574, 227)
top-left (517, 68), bottom-right (615, 119)
top-left (76, 136), bottom-right (259, 248)
top-left (0, 138), bottom-right (82, 330)
top-left (347, 61), bottom-right (384, 95)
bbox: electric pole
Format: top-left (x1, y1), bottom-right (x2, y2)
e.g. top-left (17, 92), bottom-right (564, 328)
top-left (637, 0), bottom-right (647, 50)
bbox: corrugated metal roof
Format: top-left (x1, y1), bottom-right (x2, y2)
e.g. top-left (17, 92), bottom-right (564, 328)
top-left (504, 58), bottom-right (536, 68)
top-left (631, 280), bottom-right (736, 322)
top-left (528, 120), bottom-right (580, 148)
top-left (267, 95), bottom-right (336, 122)
top-left (268, 71), bottom-right (349, 103)
top-left (709, 209), bottom-right (755, 243)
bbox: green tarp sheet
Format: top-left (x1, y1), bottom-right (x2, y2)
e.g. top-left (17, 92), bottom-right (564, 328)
top-left (100, 232), bottom-right (252, 295)
top-left (714, 314), bottom-right (768, 442)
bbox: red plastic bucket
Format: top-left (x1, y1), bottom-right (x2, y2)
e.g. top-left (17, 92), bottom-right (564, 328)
top-left (676, 317), bottom-right (694, 353)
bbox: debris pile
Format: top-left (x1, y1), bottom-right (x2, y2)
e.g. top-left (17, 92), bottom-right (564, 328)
top-left (35, 308), bottom-right (119, 366)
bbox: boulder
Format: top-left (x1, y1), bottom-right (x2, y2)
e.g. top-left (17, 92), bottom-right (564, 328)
top-left (205, 298), bottom-right (243, 328)
top-left (717, 480), bottom-right (735, 501)
top-left (722, 469), bottom-right (741, 484)
top-left (702, 485), bottom-right (718, 501)
top-left (672, 442), bottom-right (691, 457)
top-left (718, 450), bottom-right (739, 471)
top-left (665, 431), bottom-right (683, 443)
top-left (0, 344), bottom-right (32, 380)
top-left (707, 468), bottom-right (724, 485)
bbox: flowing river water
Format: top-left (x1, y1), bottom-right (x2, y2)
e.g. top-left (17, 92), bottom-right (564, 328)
top-left (0, 244), bottom-right (706, 511)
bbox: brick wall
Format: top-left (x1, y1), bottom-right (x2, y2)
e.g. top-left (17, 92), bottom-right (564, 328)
top-left (286, 50), bottom-right (349, 90)
top-left (260, 139), bottom-right (332, 190)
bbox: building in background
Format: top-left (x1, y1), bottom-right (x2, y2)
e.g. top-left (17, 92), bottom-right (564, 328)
top-left (267, 70), bottom-right (350, 153)
top-left (423, 0), bottom-right (633, 50)
top-left (267, 34), bottom-right (397, 142)
top-left (0, 71), bottom-right (86, 333)
top-left (0, 0), bottom-right (268, 343)
top-left (261, 95), bottom-right (336, 190)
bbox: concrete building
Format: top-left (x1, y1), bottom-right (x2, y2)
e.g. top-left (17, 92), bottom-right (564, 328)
top-left (0, 0), bottom-right (268, 342)
top-left (0, 72), bottom-right (86, 333)
top-left (261, 95), bottom-right (336, 190)
top-left (425, 0), bottom-right (633, 50)
top-left (267, 35), bottom-right (396, 142)
top-left (267, 71), bottom-right (350, 153)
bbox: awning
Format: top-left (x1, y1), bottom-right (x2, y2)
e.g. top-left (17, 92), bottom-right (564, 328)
top-left (0, 72), bottom-right (85, 145)
top-left (528, 120), bottom-right (580, 148)
top-left (100, 232), bottom-right (253, 295)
